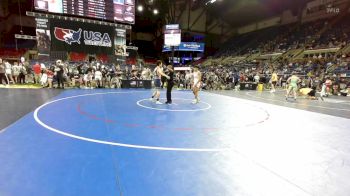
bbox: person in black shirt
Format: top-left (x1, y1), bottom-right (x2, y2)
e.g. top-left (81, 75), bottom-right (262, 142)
top-left (55, 60), bottom-right (64, 89)
top-left (161, 64), bottom-right (167, 88)
top-left (165, 65), bottom-right (174, 104)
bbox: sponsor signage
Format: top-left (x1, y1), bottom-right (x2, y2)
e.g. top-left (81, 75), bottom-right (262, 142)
top-left (163, 42), bottom-right (205, 52)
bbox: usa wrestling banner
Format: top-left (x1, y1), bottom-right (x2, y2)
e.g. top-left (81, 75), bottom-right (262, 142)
top-left (50, 18), bottom-right (115, 55)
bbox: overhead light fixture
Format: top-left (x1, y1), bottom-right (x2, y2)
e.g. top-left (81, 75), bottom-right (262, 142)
top-left (137, 5), bottom-right (143, 12)
top-left (153, 9), bottom-right (158, 15)
top-left (205, 0), bottom-right (217, 5)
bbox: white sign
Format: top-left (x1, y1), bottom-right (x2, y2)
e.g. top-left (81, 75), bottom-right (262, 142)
top-left (15, 34), bottom-right (37, 40)
top-left (35, 17), bottom-right (49, 28)
top-left (166, 24), bottom-right (179, 30)
top-left (127, 46), bottom-right (138, 50)
top-left (164, 29), bottom-right (181, 46)
top-left (174, 67), bottom-right (191, 71)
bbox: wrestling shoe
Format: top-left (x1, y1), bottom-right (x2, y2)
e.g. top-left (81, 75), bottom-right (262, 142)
top-left (149, 98), bottom-right (156, 102)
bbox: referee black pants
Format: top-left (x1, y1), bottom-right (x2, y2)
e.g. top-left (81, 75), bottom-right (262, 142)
top-left (57, 74), bottom-right (64, 88)
top-left (166, 82), bottom-right (174, 103)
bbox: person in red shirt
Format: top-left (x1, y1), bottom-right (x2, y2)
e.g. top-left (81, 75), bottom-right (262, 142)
top-left (46, 69), bottom-right (54, 88)
top-left (33, 62), bottom-right (41, 84)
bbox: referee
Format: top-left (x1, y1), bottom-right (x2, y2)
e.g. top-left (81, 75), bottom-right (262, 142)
top-left (165, 65), bottom-right (174, 104)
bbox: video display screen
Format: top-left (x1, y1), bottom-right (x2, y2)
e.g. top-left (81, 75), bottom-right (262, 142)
top-left (164, 29), bottom-right (181, 46)
top-left (34, 0), bottom-right (135, 24)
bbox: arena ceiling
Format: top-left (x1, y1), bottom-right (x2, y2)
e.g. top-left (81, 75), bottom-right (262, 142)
top-left (133, 0), bottom-right (311, 34)
top-left (3, 0), bottom-right (311, 29)
top-left (201, 0), bottom-right (310, 27)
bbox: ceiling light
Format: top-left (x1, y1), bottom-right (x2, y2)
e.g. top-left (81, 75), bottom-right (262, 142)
top-left (153, 9), bottom-right (158, 15)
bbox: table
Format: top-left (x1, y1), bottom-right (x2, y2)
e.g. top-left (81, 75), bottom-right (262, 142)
top-left (240, 82), bottom-right (258, 90)
top-left (121, 80), bottom-right (152, 89)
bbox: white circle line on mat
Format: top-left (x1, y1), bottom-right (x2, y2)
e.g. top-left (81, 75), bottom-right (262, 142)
top-left (33, 91), bottom-right (229, 152)
top-left (136, 98), bottom-right (212, 112)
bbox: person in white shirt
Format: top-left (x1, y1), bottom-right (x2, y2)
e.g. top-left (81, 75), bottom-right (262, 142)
top-left (185, 71), bottom-right (192, 89)
top-left (0, 58), bottom-right (9, 86)
top-left (192, 66), bottom-right (202, 104)
top-left (4, 61), bottom-right (13, 84)
top-left (40, 63), bottom-right (46, 71)
top-left (83, 71), bottom-right (93, 89)
top-left (141, 67), bottom-right (151, 80)
top-left (94, 69), bottom-right (102, 88)
top-left (40, 69), bottom-right (48, 87)
top-left (253, 73), bottom-right (260, 83)
top-left (12, 62), bottom-right (20, 84)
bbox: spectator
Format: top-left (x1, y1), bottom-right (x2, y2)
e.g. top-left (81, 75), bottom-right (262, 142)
top-left (4, 61), bottom-right (13, 84)
top-left (12, 62), bottom-right (20, 84)
top-left (18, 63), bottom-right (27, 84)
top-left (94, 69), bottom-right (102, 88)
top-left (0, 58), bottom-right (8, 86)
top-left (47, 69), bottom-right (54, 88)
top-left (253, 73), bottom-right (260, 83)
top-left (33, 62), bottom-right (41, 84)
top-left (55, 60), bottom-right (65, 89)
top-left (40, 69), bottom-right (48, 87)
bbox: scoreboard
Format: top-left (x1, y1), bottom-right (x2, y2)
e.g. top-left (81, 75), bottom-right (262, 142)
top-left (62, 0), bottom-right (114, 21)
top-left (164, 24), bottom-right (181, 46)
top-left (34, 0), bottom-right (135, 24)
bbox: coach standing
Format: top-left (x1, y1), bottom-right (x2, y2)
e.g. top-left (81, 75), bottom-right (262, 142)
top-left (165, 65), bottom-right (174, 104)
top-left (55, 60), bottom-right (64, 89)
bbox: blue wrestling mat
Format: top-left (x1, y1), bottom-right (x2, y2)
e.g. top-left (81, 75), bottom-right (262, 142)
top-left (2, 89), bottom-right (348, 196)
